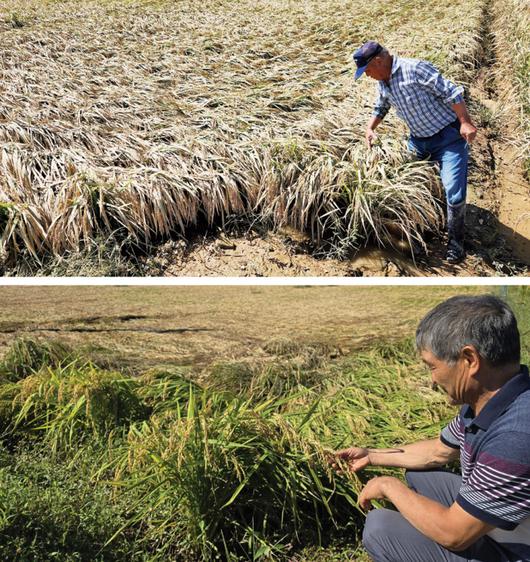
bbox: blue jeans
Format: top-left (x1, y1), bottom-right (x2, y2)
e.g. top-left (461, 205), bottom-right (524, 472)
top-left (362, 470), bottom-right (517, 562)
top-left (408, 120), bottom-right (469, 207)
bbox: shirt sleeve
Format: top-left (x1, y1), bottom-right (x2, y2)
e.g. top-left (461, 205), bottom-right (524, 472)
top-left (440, 415), bottom-right (462, 449)
top-left (414, 60), bottom-right (464, 105)
top-left (456, 431), bottom-right (530, 530)
top-left (372, 85), bottom-right (391, 119)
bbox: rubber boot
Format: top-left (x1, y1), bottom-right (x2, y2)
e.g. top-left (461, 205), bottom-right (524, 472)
top-left (446, 203), bottom-right (466, 263)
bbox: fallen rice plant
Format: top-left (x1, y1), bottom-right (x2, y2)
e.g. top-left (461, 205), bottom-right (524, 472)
top-left (0, 337), bottom-right (73, 382)
top-left (0, 360), bottom-right (148, 451)
top-left (0, 335), bottom-right (457, 560)
top-left (0, 0), bottom-right (488, 269)
top-left (107, 388), bottom-right (362, 560)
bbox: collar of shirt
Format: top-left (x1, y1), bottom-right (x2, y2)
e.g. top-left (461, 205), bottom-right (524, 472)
top-left (390, 55), bottom-right (402, 76)
top-left (461, 365), bottom-right (530, 431)
top-left (380, 55), bottom-right (401, 89)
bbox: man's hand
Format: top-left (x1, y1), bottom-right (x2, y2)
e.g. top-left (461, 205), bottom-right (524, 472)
top-left (358, 476), bottom-right (399, 510)
top-left (460, 122), bottom-right (477, 143)
top-left (329, 446), bottom-right (370, 473)
top-left (452, 100), bottom-right (477, 144)
top-left (365, 128), bottom-right (378, 148)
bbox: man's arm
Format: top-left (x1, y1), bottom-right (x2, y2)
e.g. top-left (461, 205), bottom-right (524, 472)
top-left (332, 436), bottom-right (459, 472)
top-left (365, 115), bottom-right (383, 147)
top-left (415, 60), bottom-right (477, 143)
top-left (359, 477), bottom-right (495, 550)
top-left (452, 100), bottom-right (477, 143)
top-left (366, 87), bottom-right (390, 147)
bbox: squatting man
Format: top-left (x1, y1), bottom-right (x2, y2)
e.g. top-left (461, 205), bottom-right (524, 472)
top-left (353, 41), bottom-right (478, 263)
top-left (331, 295), bottom-right (530, 561)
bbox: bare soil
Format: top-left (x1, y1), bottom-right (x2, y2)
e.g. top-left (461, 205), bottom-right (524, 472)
top-left (496, 147), bottom-right (530, 260)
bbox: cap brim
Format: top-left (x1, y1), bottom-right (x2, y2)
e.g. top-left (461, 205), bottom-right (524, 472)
top-left (354, 65), bottom-right (367, 80)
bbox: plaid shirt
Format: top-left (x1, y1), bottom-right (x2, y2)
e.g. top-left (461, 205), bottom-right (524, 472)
top-left (372, 56), bottom-right (464, 138)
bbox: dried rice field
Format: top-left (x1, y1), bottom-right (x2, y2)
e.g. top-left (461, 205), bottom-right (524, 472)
top-left (0, 0), bottom-right (528, 275)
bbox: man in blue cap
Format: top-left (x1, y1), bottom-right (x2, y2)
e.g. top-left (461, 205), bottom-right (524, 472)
top-left (353, 41), bottom-right (477, 264)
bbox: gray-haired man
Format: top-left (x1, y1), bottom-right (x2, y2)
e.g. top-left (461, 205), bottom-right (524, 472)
top-left (332, 295), bottom-right (530, 561)
top-left (353, 41), bottom-right (478, 263)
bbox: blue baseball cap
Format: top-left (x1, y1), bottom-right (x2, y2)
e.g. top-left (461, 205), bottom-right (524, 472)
top-left (352, 41), bottom-right (383, 80)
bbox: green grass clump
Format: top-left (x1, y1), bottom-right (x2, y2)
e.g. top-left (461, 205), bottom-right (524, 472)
top-left (0, 337), bottom-right (74, 382)
top-left (1, 362), bottom-right (148, 451)
top-left (0, 443), bottom-right (131, 562)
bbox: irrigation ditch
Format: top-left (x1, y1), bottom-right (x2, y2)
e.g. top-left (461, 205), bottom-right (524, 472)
top-left (463, 0), bottom-right (530, 273)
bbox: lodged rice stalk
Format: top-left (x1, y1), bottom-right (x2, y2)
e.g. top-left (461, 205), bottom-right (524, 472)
top-left (0, 0), bottom-right (488, 267)
top-left (0, 337), bottom-right (74, 383)
top-left (0, 361), bottom-right (148, 452)
top-left (105, 384), bottom-right (362, 561)
top-left (0, 335), bottom-right (460, 560)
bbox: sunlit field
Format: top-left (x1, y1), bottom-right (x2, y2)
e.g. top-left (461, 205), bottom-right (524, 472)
top-left (0, 286), bottom-right (527, 560)
top-left (5, 0), bottom-right (525, 274)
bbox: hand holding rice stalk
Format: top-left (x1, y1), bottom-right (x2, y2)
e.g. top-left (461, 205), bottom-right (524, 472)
top-left (327, 446), bottom-right (405, 474)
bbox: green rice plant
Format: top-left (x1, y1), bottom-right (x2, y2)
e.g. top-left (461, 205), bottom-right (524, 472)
top-left (282, 341), bottom-right (454, 452)
top-left (0, 337), bottom-right (74, 382)
top-left (107, 383), bottom-right (363, 561)
top-left (205, 360), bottom-right (257, 396)
top-left (136, 367), bottom-right (200, 418)
top-left (501, 286), bottom-right (530, 364)
top-left (0, 362), bottom-right (148, 451)
top-left (205, 341), bottom-right (332, 401)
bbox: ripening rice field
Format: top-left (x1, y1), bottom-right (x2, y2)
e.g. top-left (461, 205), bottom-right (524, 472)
top-left (0, 286), bottom-right (528, 560)
top-left (1, 0), bottom-right (527, 274)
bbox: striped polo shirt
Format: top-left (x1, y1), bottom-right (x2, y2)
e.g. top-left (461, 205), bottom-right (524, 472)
top-left (372, 56), bottom-right (464, 138)
top-left (441, 366), bottom-right (530, 560)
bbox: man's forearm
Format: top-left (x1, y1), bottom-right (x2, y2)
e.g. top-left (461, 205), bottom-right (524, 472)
top-left (368, 439), bottom-right (454, 470)
top-left (452, 101), bottom-right (473, 125)
top-left (367, 115), bottom-right (383, 131)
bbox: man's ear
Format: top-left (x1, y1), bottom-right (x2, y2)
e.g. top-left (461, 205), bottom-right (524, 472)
top-left (461, 345), bottom-right (481, 376)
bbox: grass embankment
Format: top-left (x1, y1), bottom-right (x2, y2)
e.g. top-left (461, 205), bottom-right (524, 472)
top-left (0, 0), bottom-right (487, 273)
top-left (492, 0), bottom-right (530, 176)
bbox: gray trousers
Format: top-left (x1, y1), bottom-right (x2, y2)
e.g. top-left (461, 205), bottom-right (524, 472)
top-left (362, 470), bottom-right (516, 562)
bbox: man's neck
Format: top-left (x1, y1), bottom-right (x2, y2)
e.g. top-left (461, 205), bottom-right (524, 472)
top-left (469, 363), bottom-right (521, 416)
